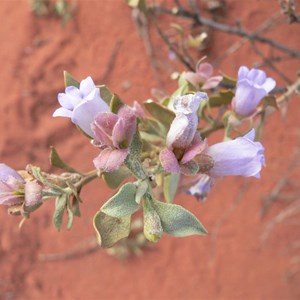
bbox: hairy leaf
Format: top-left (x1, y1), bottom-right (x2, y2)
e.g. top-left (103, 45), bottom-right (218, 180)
top-left (49, 146), bottom-right (79, 173)
top-left (163, 173), bottom-right (180, 203)
top-left (101, 183), bottom-right (139, 218)
top-left (144, 100), bottom-right (175, 130)
top-left (93, 211), bottom-right (131, 248)
top-left (53, 194), bottom-right (67, 231)
top-left (153, 200), bottom-right (207, 237)
top-left (102, 166), bottom-right (131, 189)
top-left (125, 132), bottom-right (146, 180)
top-left (143, 199), bottom-right (163, 242)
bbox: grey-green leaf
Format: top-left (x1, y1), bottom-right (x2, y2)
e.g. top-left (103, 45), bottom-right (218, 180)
top-left (101, 183), bottom-right (139, 218)
top-left (135, 180), bottom-right (148, 204)
top-left (53, 194), bottom-right (67, 231)
top-left (125, 132), bottom-right (146, 180)
top-left (98, 85), bottom-right (113, 105)
top-left (143, 199), bottom-right (163, 242)
top-left (93, 211), bottom-right (131, 248)
top-left (50, 146), bottom-right (79, 173)
top-left (144, 100), bottom-right (175, 130)
top-left (164, 173), bottom-right (180, 203)
top-left (64, 71), bottom-right (79, 88)
top-left (102, 166), bottom-right (131, 189)
top-left (153, 200), bottom-right (207, 237)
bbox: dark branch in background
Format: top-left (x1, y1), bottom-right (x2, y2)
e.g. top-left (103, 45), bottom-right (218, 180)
top-left (152, 3), bottom-right (300, 58)
top-left (149, 13), bottom-right (195, 70)
top-left (250, 41), bottom-right (293, 84)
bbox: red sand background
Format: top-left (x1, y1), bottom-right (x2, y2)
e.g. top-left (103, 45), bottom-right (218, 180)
top-left (0, 1), bottom-right (300, 299)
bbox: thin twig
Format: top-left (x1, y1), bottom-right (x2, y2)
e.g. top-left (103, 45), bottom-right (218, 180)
top-left (213, 12), bottom-right (281, 67)
top-left (39, 237), bottom-right (99, 262)
top-left (149, 13), bottom-right (194, 70)
top-left (251, 40), bottom-right (293, 84)
top-left (154, 6), bottom-right (300, 58)
top-left (132, 8), bottom-right (164, 88)
top-left (99, 40), bottom-right (123, 83)
top-left (261, 200), bottom-right (300, 242)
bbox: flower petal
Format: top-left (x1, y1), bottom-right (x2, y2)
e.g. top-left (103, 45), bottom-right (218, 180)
top-left (159, 149), bottom-right (180, 173)
top-left (207, 131), bottom-right (264, 177)
top-left (93, 148), bottom-right (128, 172)
top-left (197, 62), bottom-right (213, 80)
top-left (181, 132), bottom-right (206, 164)
top-left (186, 174), bottom-right (213, 201)
top-left (80, 76), bottom-right (96, 97)
top-left (0, 164), bottom-right (24, 183)
top-left (202, 76), bottom-right (223, 89)
top-left (262, 77), bottom-right (276, 93)
top-left (72, 96), bottom-right (109, 138)
top-left (238, 66), bottom-right (249, 80)
top-left (53, 107), bottom-right (73, 118)
top-left (185, 72), bottom-right (201, 86)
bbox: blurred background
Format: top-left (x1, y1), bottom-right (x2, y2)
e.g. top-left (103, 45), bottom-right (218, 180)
top-left (0, 0), bottom-right (300, 299)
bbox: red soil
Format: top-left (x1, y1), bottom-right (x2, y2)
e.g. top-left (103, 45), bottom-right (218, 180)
top-left (0, 0), bottom-right (300, 299)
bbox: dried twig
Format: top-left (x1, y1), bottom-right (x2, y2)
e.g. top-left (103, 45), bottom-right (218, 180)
top-left (261, 200), bottom-right (300, 242)
top-left (154, 5), bottom-right (300, 58)
top-left (99, 40), bottom-right (123, 83)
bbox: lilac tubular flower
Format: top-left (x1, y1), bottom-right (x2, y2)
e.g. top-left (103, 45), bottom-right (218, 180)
top-left (207, 129), bottom-right (265, 178)
top-left (232, 66), bottom-right (276, 117)
top-left (0, 164), bottom-right (25, 205)
top-left (160, 92), bottom-right (208, 175)
top-left (0, 164), bottom-right (43, 207)
top-left (186, 174), bottom-right (213, 202)
top-left (53, 76), bottom-right (109, 138)
top-left (92, 106), bottom-right (137, 172)
top-left (185, 62), bottom-right (223, 89)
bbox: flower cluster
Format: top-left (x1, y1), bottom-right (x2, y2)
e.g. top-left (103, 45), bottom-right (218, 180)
top-left (0, 64), bottom-right (277, 246)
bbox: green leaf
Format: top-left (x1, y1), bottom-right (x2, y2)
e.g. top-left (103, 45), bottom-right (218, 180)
top-left (93, 211), bottom-right (131, 248)
top-left (143, 198), bottom-right (163, 242)
top-left (71, 195), bottom-right (81, 217)
top-left (144, 100), bottom-right (175, 130)
top-left (220, 72), bottom-right (236, 87)
top-left (64, 71), bottom-right (79, 88)
top-left (164, 173), bottom-right (180, 203)
top-left (208, 90), bottom-right (234, 107)
top-left (135, 180), bottom-right (148, 204)
top-left (153, 200), bottom-right (207, 237)
top-left (66, 205), bottom-right (74, 230)
top-left (110, 94), bottom-right (124, 113)
top-left (49, 146), bottom-right (80, 173)
top-left (102, 166), bottom-right (131, 189)
top-left (98, 85), bottom-right (113, 105)
top-left (124, 132), bottom-right (146, 180)
top-left (101, 183), bottom-right (139, 218)
top-left (53, 194), bottom-right (67, 231)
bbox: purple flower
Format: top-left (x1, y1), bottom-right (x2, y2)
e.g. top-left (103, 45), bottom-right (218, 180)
top-left (232, 66), bottom-right (276, 117)
top-left (185, 61), bottom-right (223, 89)
top-left (53, 76), bottom-right (109, 138)
top-left (159, 92), bottom-right (208, 175)
top-left (186, 174), bottom-right (213, 202)
top-left (92, 106), bottom-right (137, 172)
top-left (207, 129), bottom-right (265, 178)
top-left (0, 164), bottom-right (43, 207)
